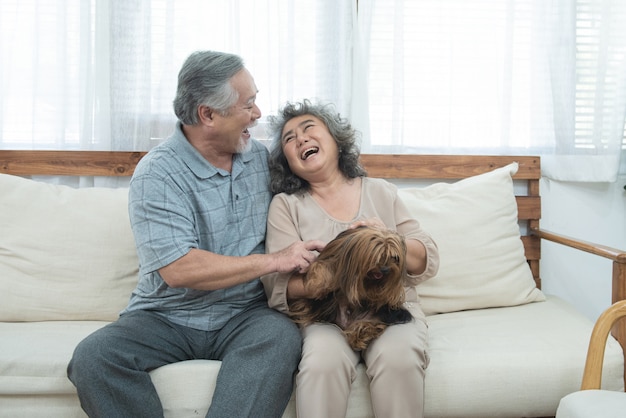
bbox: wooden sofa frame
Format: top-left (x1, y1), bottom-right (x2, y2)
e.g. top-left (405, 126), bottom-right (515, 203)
top-left (1, 150), bottom-right (625, 385)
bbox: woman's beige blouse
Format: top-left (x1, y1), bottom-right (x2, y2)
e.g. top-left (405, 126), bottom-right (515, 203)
top-left (261, 177), bottom-right (439, 314)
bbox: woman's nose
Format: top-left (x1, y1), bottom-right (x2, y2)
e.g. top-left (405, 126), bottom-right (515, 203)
top-left (296, 132), bottom-right (309, 145)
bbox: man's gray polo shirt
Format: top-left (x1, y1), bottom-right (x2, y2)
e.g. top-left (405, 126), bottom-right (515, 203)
top-left (123, 123), bottom-right (271, 331)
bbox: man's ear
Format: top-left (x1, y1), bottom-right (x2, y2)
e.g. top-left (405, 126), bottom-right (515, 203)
top-left (198, 105), bottom-right (215, 126)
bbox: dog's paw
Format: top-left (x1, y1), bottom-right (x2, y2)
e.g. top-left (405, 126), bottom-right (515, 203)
top-left (304, 264), bottom-right (338, 299)
top-left (344, 321), bottom-right (388, 351)
top-left (379, 306), bottom-right (413, 325)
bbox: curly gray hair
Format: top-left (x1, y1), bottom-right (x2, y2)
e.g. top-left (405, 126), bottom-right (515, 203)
top-left (267, 99), bottom-right (366, 194)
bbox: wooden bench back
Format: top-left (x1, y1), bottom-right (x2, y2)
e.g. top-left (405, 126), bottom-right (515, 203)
top-left (0, 151), bottom-right (542, 288)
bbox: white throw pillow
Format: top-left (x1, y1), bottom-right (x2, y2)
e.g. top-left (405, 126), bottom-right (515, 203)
top-left (399, 163), bottom-right (545, 315)
top-left (0, 174), bottom-right (139, 321)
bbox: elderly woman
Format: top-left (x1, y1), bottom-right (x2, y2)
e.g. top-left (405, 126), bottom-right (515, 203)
top-left (261, 100), bottom-right (439, 418)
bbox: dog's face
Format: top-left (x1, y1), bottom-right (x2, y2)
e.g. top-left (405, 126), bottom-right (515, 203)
top-left (312, 226), bottom-right (407, 310)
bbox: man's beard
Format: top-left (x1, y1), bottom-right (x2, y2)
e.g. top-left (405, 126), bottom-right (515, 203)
top-left (236, 136), bottom-right (252, 154)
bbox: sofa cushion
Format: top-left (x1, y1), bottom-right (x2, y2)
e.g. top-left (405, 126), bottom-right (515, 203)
top-left (399, 163), bottom-right (545, 315)
top-left (0, 174), bottom-right (139, 321)
top-left (0, 321), bottom-right (108, 396)
top-left (151, 360), bottom-right (374, 418)
top-left (424, 296), bottom-right (624, 417)
top-left (4, 298), bottom-right (620, 418)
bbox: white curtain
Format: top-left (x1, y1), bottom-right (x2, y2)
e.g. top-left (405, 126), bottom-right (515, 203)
top-left (1, 0), bottom-right (624, 181)
top-left (0, 0), bottom-right (353, 151)
top-left (355, 0), bottom-right (626, 181)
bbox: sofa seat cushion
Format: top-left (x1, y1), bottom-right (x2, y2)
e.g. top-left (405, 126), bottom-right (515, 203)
top-left (2, 297), bottom-right (622, 418)
top-left (424, 296), bottom-right (624, 418)
top-left (0, 321), bottom-right (108, 396)
top-left (151, 361), bottom-right (374, 418)
top-left (0, 319), bottom-right (372, 418)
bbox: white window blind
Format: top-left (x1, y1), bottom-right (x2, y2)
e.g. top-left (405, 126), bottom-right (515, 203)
top-left (574, 0), bottom-right (626, 152)
top-left (355, 0), bottom-right (625, 180)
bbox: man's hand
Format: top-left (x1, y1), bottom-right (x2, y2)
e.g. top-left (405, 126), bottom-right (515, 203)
top-left (273, 240), bottom-right (326, 274)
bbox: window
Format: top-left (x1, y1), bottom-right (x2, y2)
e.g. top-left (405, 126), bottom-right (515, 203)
top-left (0, 0), bottom-right (353, 150)
top-left (1, 0), bottom-right (624, 179)
top-left (359, 0), bottom-right (626, 155)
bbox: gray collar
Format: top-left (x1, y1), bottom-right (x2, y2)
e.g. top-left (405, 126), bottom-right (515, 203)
top-left (170, 122), bottom-right (254, 179)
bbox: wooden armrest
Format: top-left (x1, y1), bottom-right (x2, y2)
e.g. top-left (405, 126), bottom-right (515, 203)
top-left (580, 300), bottom-right (626, 390)
top-left (531, 227), bottom-right (626, 304)
top-left (533, 227), bottom-right (626, 387)
top-left (531, 227), bottom-right (626, 305)
top-left (530, 228), bottom-right (626, 264)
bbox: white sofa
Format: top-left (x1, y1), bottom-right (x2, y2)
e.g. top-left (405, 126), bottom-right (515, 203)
top-left (1, 155), bottom-right (624, 418)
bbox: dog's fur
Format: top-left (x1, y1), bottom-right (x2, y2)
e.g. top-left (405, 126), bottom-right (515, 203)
top-left (289, 226), bottom-right (413, 351)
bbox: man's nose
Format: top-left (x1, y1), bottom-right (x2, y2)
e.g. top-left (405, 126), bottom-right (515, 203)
top-left (252, 103), bottom-right (261, 119)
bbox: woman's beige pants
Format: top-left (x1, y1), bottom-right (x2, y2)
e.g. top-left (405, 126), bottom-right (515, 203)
top-left (295, 305), bottom-right (429, 418)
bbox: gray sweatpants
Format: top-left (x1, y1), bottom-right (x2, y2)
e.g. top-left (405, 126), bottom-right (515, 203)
top-left (67, 302), bottom-right (301, 418)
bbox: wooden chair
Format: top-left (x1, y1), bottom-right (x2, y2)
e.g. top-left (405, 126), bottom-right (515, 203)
top-left (555, 300), bottom-right (626, 418)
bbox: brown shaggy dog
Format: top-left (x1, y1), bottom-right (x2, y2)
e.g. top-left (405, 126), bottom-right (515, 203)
top-left (289, 226), bottom-right (413, 351)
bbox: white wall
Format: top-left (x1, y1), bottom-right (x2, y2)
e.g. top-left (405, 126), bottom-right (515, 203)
top-left (540, 174), bottom-right (626, 322)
